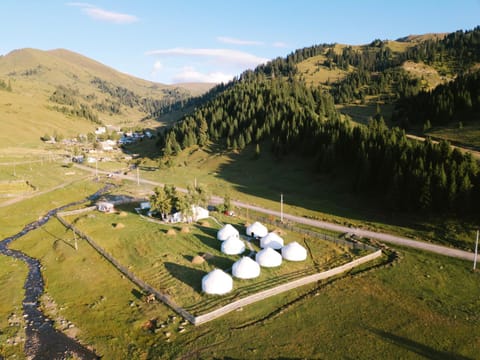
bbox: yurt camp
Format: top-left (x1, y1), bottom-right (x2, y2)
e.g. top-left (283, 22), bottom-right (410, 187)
top-left (246, 221), bottom-right (268, 238)
top-left (221, 237), bottom-right (246, 255)
top-left (202, 269), bottom-right (233, 295)
top-left (260, 232), bottom-right (284, 250)
top-left (232, 257), bottom-right (261, 279)
top-left (282, 242), bottom-right (307, 261)
top-left (217, 224), bottom-right (240, 241)
top-left (255, 247), bottom-right (282, 267)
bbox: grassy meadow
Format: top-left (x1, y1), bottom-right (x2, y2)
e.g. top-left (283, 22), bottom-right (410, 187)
top-left (65, 208), bottom-right (358, 314)
top-left (135, 143), bottom-right (478, 251)
top-left (0, 255), bottom-right (27, 358)
top-left (9, 217), bottom-right (479, 359)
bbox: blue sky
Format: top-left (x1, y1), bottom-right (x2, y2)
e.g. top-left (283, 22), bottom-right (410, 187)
top-left (0, 0), bottom-right (478, 84)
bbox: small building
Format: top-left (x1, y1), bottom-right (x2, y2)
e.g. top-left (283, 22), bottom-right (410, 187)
top-left (99, 140), bottom-right (116, 151)
top-left (171, 206), bottom-right (209, 223)
top-left (95, 127), bottom-right (106, 135)
top-left (97, 201), bottom-right (114, 213)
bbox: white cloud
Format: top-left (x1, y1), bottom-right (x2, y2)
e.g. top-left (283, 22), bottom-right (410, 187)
top-left (272, 41), bottom-right (288, 48)
top-left (217, 36), bottom-right (264, 46)
top-left (146, 47), bottom-right (269, 67)
top-left (67, 2), bottom-right (138, 24)
top-left (151, 60), bottom-right (163, 77)
top-left (172, 66), bottom-right (234, 84)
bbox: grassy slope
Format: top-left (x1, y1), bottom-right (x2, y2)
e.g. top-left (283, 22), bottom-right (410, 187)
top-left (0, 256), bottom-right (27, 358)
top-left (0, 48), bottom-right (213, 151)
top-left (10, 216), bottom-right (479, 359)
top-left (139, 144), bottom-right (478, 251)
top-left (171, 247), bottom-right (479, 359)
top-left (65, 209), bottom-right (356, 313)
top-left (0, 161), bottom-right (477, 358)
top-left (294, 37), bottom-right (480, 148)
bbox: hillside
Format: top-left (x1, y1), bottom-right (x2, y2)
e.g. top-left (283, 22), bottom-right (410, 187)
top-left (158, 27), bottom-right (480, 219)
top-left (0, 48), bottom-right (212, 150)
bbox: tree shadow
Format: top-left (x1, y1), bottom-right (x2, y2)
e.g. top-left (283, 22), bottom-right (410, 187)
top-left (212, 144), bottom-right (448, 234)
top-left (131, 288), bottom-right (144, 300)
top-left (193, 234), bottom-right (234, 269)
top-left (369, 327), bottom-right (473, 360)
top-left (164, 262), bottom-right (207, 293)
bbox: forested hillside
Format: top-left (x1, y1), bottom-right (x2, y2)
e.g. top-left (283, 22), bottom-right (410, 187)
top-left (158, 27), bottom-right (480, 216)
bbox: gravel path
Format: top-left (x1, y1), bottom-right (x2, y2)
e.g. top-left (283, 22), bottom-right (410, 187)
top-left (74, 164), bottom-right (475, 262)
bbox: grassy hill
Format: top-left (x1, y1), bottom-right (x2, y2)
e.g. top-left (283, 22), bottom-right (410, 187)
top-left (0, 48), bottom-right (213, 151)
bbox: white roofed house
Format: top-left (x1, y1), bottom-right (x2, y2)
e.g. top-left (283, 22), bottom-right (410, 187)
top-left (171, 205), bottom-right (209, 223)
top-left (99, 139), bottom-right (116, 151)
top-left (96, 201), bottom-right (114, 213)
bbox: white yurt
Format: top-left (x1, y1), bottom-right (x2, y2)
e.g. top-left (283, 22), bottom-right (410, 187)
top-left (260, 232), bottom-right (284, 250)
top-left (217, 224), bottom-right (239, 241)
top-left (221, 237), bottom-right (246, 255)
top-left (282, 241), bottom-right (307, 261)
top-left (255, 247), bottom-right (282, 267)
top-left (202, 269), bottom-right (233, 295)
top-left (232, 257), bottom-right (261, 279)
top-left (246, 221), bottom-right (268, 238)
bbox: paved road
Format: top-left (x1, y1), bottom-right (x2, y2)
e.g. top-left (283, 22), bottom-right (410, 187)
top-left (75, 164), bottom-right (476, 262)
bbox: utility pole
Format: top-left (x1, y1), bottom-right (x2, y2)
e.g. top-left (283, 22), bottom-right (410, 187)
top-left (74, 231), bottom-right (78, 251)
top-left (474, 230), bottom-right (479, 271)
top-left (280, 193), bottom-right (284, 223)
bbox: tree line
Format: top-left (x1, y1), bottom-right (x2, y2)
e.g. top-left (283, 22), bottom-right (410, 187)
top-left (157, 27), bottom-right (480, 216)
top-left (393, 70), bottom-right (480, 128)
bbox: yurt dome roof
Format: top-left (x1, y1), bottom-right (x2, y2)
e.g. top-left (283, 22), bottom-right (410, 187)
top-left (221, 237), bottom-right (246, 255)
top-left (282, 241), bottom-right (307, 261)
top-left (255, 247), bottom-right (282, 267)
top-left (202, 269), bottom-right (233, 295)
top-left (217, 224), bottom-right (239, 241)
top-left (246, 221), bottom-right (268, 238)
top-left (260, 232), bottom-right (284, 250)
top-left (232, 256), bottom-right (261, 279)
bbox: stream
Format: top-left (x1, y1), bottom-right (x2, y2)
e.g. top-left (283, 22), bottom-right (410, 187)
top-left (0, 185), bottom-right (112, 359)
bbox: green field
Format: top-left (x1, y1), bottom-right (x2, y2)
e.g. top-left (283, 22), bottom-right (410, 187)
top-left (6, 217), bottom-right (479, 359)
top-left (65, 208), bottom-right (360, 314)
top-left (135, 143), bottom-right (478, 251)
top-left (0, 256), bottom-right (27, 358)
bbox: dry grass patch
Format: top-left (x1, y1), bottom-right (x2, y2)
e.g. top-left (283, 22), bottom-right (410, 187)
top-left (166, 228), bottom-right (177, 236)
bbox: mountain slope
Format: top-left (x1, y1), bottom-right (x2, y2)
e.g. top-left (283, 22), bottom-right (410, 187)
top-left (0, 48), bottom-right (213, 149)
